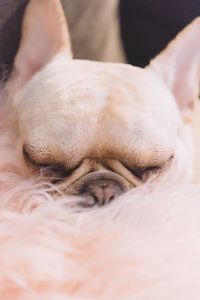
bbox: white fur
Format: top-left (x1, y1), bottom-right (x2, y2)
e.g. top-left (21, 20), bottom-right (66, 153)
top-left (1, 92), bottom-right (200, 299)
top-left (2, 2), bottom-right (200, 298)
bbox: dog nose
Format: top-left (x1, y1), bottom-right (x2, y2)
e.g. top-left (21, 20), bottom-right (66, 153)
top-left (81, 179), bottom-right (123, 206)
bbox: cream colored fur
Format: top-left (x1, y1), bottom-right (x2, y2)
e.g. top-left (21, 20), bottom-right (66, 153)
top-left (1, 95), bottom-right (200, 299)
top-left (1, 0), bottom-right (200, 298)
top-left (5, 0), bottom-right (200, 197)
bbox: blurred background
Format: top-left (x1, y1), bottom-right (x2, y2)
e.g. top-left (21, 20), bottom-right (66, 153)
top-left (0, 0), bottom-right (199, 79)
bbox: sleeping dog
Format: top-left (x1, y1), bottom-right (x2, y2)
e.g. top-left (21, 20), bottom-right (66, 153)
top-left (5, 0), bottom-right (200, 206)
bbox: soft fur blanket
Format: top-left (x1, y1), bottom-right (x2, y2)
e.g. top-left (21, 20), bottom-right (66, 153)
top-left (1, 94), bottom-right (200, 300)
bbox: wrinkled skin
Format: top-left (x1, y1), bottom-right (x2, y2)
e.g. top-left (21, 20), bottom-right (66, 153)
top-left (5, 0), bottom-right (200, 205)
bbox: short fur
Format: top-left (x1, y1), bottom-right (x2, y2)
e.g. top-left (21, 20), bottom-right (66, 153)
top-left (1, 0), bottom-right (200, 298)
top-left (5, 0), bottom-right (200, 199)
top-left (1, 93), bottom-right (200, 299)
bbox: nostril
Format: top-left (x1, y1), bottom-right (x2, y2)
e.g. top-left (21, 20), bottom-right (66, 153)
top-left (80, 180), bottom-right (123, 206)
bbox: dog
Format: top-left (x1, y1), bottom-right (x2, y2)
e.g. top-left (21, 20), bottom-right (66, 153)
top-left (1, 1), bottom-right (200, 298)
top-left (4, 0), bottom-right (200, 207)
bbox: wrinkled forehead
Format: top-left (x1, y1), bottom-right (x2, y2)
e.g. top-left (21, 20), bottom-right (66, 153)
top-left (14, 53), bottom-right (183, 166)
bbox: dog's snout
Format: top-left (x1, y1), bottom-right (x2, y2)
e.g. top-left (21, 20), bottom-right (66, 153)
top-left (76, 171), bottom-right (128, 206)
top-left (81, 179), bottom-right (123, 206)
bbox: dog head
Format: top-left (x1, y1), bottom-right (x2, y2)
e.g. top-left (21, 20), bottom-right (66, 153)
top-left (6, 0), bottom-right (200, 206)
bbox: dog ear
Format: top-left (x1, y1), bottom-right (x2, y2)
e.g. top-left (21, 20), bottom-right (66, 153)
top-left (147, 18), bottom-right (200, 115)
top-left (11, 0), bottom-right (72, 88)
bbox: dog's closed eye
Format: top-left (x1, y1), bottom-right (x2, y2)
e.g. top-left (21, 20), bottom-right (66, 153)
top-left (23, 146), bottom-right (69, 180)
top-left (127, 155), bottom-right (174, 183)
top-left (131, 165), bottom-right (161, 182)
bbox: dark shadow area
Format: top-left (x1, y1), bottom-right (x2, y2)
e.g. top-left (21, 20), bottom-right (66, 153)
top-left (120, 0), bottom-right (200, 67)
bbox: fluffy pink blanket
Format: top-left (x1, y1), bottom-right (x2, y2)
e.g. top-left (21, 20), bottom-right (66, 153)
top-left (1, 94), bottom-right (200, 300)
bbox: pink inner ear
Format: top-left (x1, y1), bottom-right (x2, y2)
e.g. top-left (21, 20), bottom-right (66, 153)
top-left (173, 29), bottom-right (200, 111)
top-left (148, 18), bottom-right (200, 112)
top-left (10, 0), bottom-right (72, 90)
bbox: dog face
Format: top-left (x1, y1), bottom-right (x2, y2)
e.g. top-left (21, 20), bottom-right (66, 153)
top-left (6, 0), bottom-right (200, 206)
